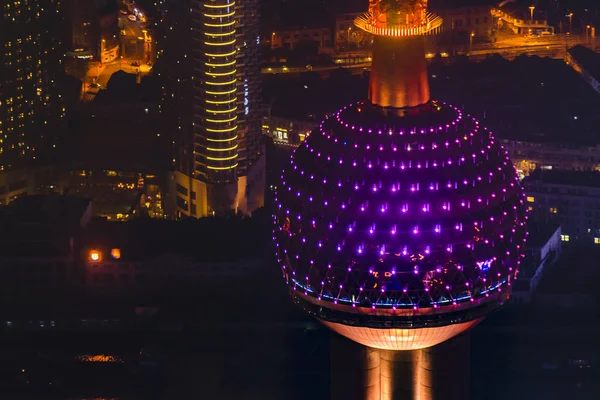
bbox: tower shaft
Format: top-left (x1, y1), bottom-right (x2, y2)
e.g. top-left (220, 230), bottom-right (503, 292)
top-left (356, 0), bottom-right (442, 109)
top-left (331, 332), bottom-right (471, 400)
top-left (369, 35), bottom-right (429, 108)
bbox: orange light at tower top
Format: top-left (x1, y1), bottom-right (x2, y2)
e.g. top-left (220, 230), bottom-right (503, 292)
top-left (355, 0), bottom-right (443, 110)
top-left (356, 0), bottom-right (442, 37)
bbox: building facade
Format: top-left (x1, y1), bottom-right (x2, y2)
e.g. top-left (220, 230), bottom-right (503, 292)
top-left (166, 0), bottom-right (264, 218)
top-left (233, 0), bottom-right (262, 177)
top-left (0, 0), bottom-right (67, 172)
top-left (523, 170), bottom-right (600, 245)
top-left (269, 27), bottom-right (333, 51)
top-left (261, 115), bottom-right (317, 147)
top-left (512, 223), bottom-right (561, 304)
top-left (500, 139), bottom-right (600, 178)
top-left (436, 4), bottom-right (495, 39)
top-left (335, 13), bottom-right (372, 52)
top-left (567, 45), bottom-right (600, 95)
top-left (491, 4), bottom-right (554, 36)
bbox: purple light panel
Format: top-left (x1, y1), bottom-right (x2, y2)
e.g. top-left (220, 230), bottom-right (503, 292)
top-left (274, 101), bottom-right (528, 313)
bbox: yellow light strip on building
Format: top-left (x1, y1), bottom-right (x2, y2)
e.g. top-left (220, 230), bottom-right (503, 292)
top-left (204, 39), bottom-right (236, 46)
top-left (204, 21), bottom-right (236, 27)
top-left (206, 116), bottom-right (237, 123)
top-left (207, 154), bottom-right (238, 161)
top-left (207, 163), bottom-right (238, 171)
top-left (207, 144), bottom-right (239, 152)
top-left (205, 81), bottom-right (237, 87)
top-left (206, 60), bottom-right (236, 67)
top-left (205, 50), bottom-right (237, 57)
top-left (205, 70), bottom-right (236, 77)
top-left (206, 88), bottom-right (236, 95)
top-left (206, 107), bottom-right (237, 114)
top-left (204, 11), bottom-right (235, 18)
top-left (206, 98), bottom-right (237, 104)
top-left (205, 134), bottom-right (238, 141)
top-left (206, 127), bottom-right (237, 133)
top-left (203, 1), bottom-right (235, 8)
top-left (205, 31), bottom-right (236, 37)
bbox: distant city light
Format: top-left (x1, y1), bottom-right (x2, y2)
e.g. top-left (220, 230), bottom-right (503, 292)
top-left (111, 248), bottom-right (121, 260)
top-left (89, 250), bottom-right (101, 261)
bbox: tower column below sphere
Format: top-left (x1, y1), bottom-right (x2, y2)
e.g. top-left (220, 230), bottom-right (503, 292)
top-left (379, 349), bottom-right (419, 400)
top-left (331, 333), bottom-right (471, 400)
top-left (330, 334), bottom-right (381, 400)
top-left (368, 35), bottom-right (430, 109)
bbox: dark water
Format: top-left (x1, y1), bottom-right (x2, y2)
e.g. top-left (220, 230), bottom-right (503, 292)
top-left (0, 309), bottom-right (598, 400)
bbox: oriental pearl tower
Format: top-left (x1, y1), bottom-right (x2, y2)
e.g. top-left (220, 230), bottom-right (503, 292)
top-left (273, 1), bottom-right (528, 397)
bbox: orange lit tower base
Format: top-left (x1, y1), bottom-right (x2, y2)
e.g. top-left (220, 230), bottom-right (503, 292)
top-left (331, 332), bottom-right (470, 400)
top-left (354, 0), bottom-right (442, 109)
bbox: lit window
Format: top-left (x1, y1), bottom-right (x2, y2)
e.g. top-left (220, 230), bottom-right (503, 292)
top-left (526, 196), bottom-right (535, 203)
top-left (560, 235), bottom-right (570, 242)
top-left (111, 248), bottom-right (121, 259)
top-left (89, 250), bottom-right (101, 261)
top-left (549, 207), bottom-right (557, 214)
top-left (595, 238), bottom-right (600, 245)
top-left (528, 206), bottom-right (533, 211)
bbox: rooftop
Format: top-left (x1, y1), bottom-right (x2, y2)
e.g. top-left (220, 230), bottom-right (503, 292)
top-left (523, 169), bottom-right (600, 189)
top-left (82, 209), bottom-right (269, 263)
top-left (536, 248), bottom-right (600, 295)
top-left (568, 45), bottom-right (600, 84)
top-left (0, 195), bottom-right (91, 258)
top-left (525, 221), bottom-right (560, 249)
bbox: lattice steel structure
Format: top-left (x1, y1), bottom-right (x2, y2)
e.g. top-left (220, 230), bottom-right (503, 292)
top-left (273, 0), bottom-right (528, 351)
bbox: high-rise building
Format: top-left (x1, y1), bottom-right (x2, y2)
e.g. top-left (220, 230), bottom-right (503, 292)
top-left (64, 0), bottom-right (120, 68)
top-left (0, 0), bottom-right (67, 172)
top-left (233, 0), bottom-right (262, 177)
top-left (166, 0), bottom-right (264, 218)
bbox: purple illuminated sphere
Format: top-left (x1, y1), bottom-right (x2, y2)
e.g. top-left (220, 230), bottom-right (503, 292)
top-left (273, 101), bottom-right (528, 350)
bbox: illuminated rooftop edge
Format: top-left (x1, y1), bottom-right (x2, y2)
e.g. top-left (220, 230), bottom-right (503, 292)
top-left (354, 12), bottom-right (443, 37)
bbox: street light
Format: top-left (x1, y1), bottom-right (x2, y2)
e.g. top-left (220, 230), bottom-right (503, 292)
top-left (347, 26), bottom-right (352, 49)
top-left (586, 25), bottom-right (590, 41)
top-left (568, 13), bottom-right (573, 34)
top-left (529, 6), bottom-right (535, 26)
top-left (469, 32), bottom-right (475, 53)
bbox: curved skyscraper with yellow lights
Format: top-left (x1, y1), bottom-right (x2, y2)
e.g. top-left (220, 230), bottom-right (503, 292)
top-left (196, 0), bottom-right (240, 183)
top-left (169, 0), bottom-right (263, 217)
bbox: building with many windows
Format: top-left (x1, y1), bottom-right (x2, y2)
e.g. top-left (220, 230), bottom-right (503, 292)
top-left (65, 0), bottom-right (120, 60)
top-left (261, 115), bottom-right (317, 148)
top-left (0, 0), bottom-right (67, 172)
top-left (435, 3), bottom-right (495, 39)
top-left (512, 223), bottom-right (561, 304)
top-left (268, 27), bottom-right (333, 51)
top-left (164, 0), bottom-right (264, 218)
top-left (523, 169), bottom-right (600, 245)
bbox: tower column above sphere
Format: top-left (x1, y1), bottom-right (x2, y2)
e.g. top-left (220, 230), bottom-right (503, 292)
top-left (356, 0), bottom-right (442, 109)
top-left (369, 35), bottom-right (429, 109)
